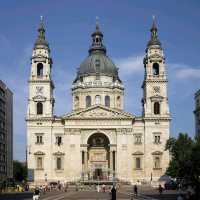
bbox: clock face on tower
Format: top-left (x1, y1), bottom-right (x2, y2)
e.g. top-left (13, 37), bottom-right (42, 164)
top-left (36, 86), bottom-right (43, 95)
top-left (153, 86), bottom-right (160, 93)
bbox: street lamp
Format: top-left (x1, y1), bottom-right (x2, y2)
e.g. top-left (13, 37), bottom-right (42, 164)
top-left (45, 173), bottom-right (47, 183)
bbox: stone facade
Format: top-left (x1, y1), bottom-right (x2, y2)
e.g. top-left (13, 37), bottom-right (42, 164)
top-left (27, 19), bottom-right (171, 184)
top-left (0, 80), bottom-right (13, 180)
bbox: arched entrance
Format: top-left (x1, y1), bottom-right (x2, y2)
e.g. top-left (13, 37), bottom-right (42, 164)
top-left (87, 133), bottom-right (110, 180)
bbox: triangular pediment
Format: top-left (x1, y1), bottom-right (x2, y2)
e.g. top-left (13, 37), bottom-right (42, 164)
top-left (63, 105), bottom-right (134, 119)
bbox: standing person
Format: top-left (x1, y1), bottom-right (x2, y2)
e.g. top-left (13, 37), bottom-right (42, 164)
top-left (158, 184), bottom-right (163, 195)
top-left (33, 187), bottom-right (40, 200)
top-left (102, 184), bottom-right (106, 192)
top-left (134, 185), bottom-right (138, 196)
top-left (97, 184), bottom-right (100, 192)
top-left (111, 185), bottom-right (116, 200)
top-left (64, 182), bottom-right (68, 192)
top-left (185, 191), bottom-right (194, 200)
top-left (177, 194), bottom-right (184, 200)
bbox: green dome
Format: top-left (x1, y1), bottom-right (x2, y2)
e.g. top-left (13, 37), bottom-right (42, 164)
top-left (78, 52), bottom-right (119, 78)
top-left (74, 22), bottom-right (121, 82)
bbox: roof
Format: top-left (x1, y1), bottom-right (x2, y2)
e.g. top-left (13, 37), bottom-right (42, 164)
top-left (74, 23), bottom-right (121, 82)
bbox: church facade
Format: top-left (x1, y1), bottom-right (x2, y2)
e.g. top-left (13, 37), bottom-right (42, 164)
top-left (27, 19), bottom-right (171, 184)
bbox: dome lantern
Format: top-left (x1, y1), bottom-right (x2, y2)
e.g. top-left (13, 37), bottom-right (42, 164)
top-left (88, 17), bottom-right (106, 55)
top-left (34, 16), bottom-right (50, 51)
top-left (147, 16), bottom-right (162, 48)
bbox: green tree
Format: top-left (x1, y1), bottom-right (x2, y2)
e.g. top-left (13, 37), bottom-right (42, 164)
top-left (165, 133), bottom-right (200, 198)
top-left (13, 160), bottom-right (27, 182)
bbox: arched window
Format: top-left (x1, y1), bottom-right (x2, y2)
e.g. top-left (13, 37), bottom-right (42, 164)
top-left (153, 63), bottom-right (159, 75)
top-left (117, 96), bottom-right (121, 108)
top-left (37, 63), bottom-right (43, 77)
top-left (56, 157), bottom-right (62, 170)
top-left (105, 95), bottom-right (110, 107)
top-left (86, 96), bottom-right (91, 107)
top-left (95, 95), bottom-right (101, 104)
top-left (37, 102), bottom-right (43, 115)
top-left (154, 102), bottom-right (160, 115)
top-left (74, 96), bottom-right (79, 109)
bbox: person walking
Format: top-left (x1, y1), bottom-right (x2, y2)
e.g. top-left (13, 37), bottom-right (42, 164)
top-left (177, 194), bottom-right (184, 200)
top-left (158, 184), bottom-right (163, 195)
top-left (33, 187), bottom-right (40, 200)
top-left (111, 185), bottom-right (116, 200)
top-left (134, 185), bottom-right (138, 196)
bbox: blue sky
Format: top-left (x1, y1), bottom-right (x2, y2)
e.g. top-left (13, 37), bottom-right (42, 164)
top-left (0, 1), bottom-right (200, 161)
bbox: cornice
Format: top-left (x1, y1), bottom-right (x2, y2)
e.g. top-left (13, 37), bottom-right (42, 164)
top-left (143, 116), bottom-right (171, 121)
top-left (26, 116), bottom-right (62, 122)
top-left (143, 79), bottom-right (168, 83)
top-left (28, 79), bottom-right (55, 88)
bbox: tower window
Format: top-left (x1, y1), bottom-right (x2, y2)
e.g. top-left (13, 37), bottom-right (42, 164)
top-left (135, 135), bottom-right (142, 144)
top-left (153, 63), bottom-right (159, 75)
top-left (37, 102), bottom-right (43, 115)
top-left (154, 135), bottom-right (161, 144)
top-left (86, 96), bottom-right (91, 107)
top-left (95, 95), bottom-right (101, 104)
top-left (117, 96), bottom-right (121, 108)
top-left (154, 102), bottom-right (160, 115)
top-left (96, 38), bottom-right (99, 43)
top-left (56, 136), bottom-right (62, 146)
top-left (37, 63), bottom-right (43, 77)
top-left (105, 95), bottom-right (110, 107)
top-left (36, 135), bottom-right (43, 144)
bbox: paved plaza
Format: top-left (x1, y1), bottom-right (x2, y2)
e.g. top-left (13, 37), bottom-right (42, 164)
top-left (0, 185), bottom-right (179, 200)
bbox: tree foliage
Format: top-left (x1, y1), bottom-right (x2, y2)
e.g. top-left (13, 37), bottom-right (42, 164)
top-left (13, 160), bottom-right (27, 182)
top-left (165, 133), bottom-right (200, 197)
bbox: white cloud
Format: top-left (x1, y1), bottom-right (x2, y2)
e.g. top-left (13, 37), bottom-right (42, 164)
top-left (175, 68), bottom-right (200, 79)
top-left (114, 54), bottom-right (144, 75)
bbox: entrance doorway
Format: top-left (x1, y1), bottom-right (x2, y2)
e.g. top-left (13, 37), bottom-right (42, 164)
top-left (87, 133), bottom-right (110, 180)
top-left (94, 168), bottom-right (103, 179)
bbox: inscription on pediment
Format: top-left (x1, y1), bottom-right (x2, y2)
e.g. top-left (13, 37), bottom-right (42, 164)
top-left (79, 108), bottom-right (119, 118)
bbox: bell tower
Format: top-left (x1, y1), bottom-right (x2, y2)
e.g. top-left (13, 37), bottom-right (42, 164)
top-left (27, 17), bottom-right (54, 118)
top-left (142, 17), bottom-right (170, 118)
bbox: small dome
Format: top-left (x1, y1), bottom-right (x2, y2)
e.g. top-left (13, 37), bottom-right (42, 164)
top-left (78, 52), bottom-right (119, 78)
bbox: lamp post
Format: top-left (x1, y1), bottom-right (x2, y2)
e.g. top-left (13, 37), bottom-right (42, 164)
top-left (45, 173), bottom-right (47, 183)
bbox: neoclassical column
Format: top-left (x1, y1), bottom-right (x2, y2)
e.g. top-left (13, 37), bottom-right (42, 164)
top-left (110, 150), bottom-right (113, 173)
top-left (84, 150), bottom-right (88, 171)
top-left (113, 151), bottom-right (115, 171)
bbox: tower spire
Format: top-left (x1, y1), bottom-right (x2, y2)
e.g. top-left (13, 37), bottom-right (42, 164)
top-left (88, 18), bottom-right (106, 55)
top-left (95, 16), bottom-right (100, 31)
top-left (34, 16), bottom-right (49, 50)
top-left (147, 15), bottom-right (161, 48)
